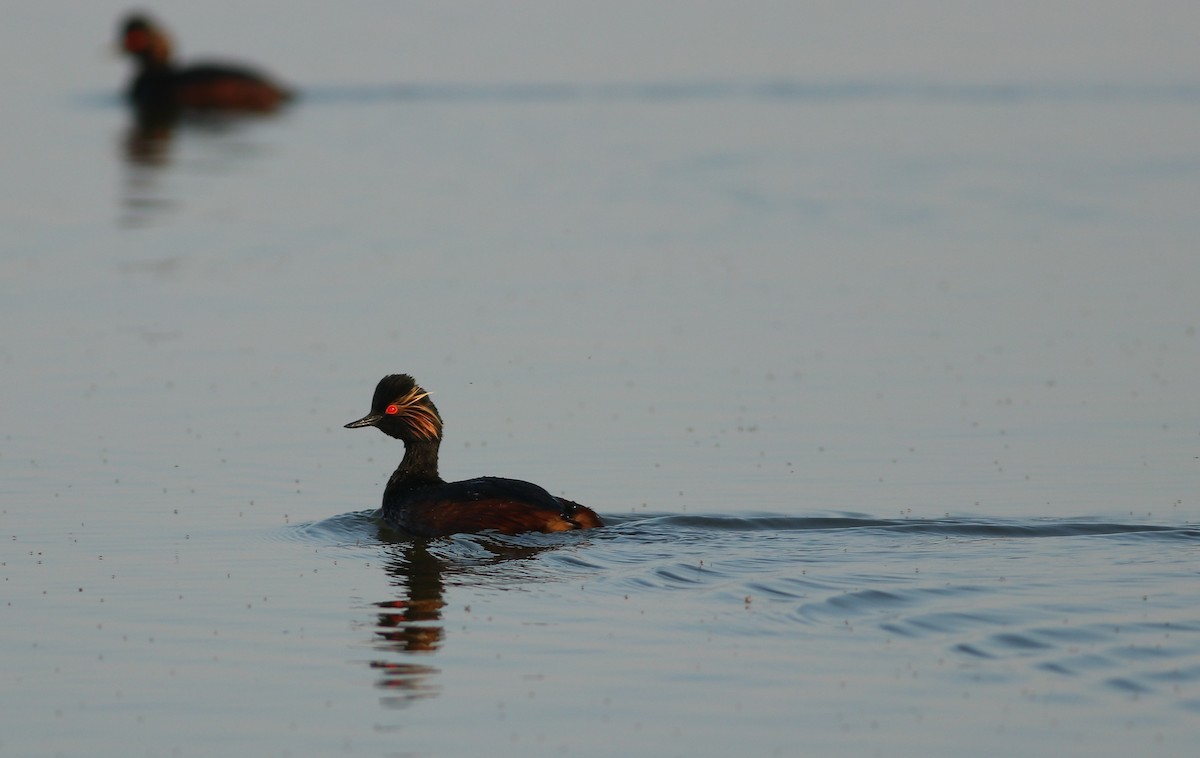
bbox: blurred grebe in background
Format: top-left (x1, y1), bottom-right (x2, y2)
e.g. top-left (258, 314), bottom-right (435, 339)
top-left (118, 12), bottom-right (293, 112)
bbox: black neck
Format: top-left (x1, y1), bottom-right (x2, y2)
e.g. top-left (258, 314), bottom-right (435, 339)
top-left (135, 54), bottom-right (172, 72)
top-left (386, 439), bottom-right (445, 492)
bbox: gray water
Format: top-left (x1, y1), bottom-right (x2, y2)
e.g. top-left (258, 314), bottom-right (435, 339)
top-left (3, 3), bottom-right (1200, 756)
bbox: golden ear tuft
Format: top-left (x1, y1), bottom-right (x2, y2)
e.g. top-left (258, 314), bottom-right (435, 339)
top-left (394, 387), bottom-right (442, 440)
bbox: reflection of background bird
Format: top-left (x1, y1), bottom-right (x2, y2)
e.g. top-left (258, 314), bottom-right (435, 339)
top-left (118, 13), bottom-right (293, 112)
top-left (346, 374), bottom-right (604, 536)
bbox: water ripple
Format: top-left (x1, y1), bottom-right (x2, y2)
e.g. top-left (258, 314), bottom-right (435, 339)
top-left (291, 80), bottom-right (1200, 107)
top-left (282, 509), bottom-right (1200, 716)
top-left (618, 513), bottom-right (1200, 539)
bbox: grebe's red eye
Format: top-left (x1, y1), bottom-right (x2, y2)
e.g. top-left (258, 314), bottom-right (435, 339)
top-left (385, 404), bottom-right (400, 415)
top-left (124, 29), bottom-right (149, 52)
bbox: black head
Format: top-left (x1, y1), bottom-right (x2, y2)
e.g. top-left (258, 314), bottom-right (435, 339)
top-left (120, 13), bottom-right (172, 65)
top-left (345, 374), bottom-right (443, 442)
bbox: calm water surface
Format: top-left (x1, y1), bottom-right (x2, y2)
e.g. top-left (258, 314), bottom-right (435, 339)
top-left (3, 3), bottom-right (1200, 757)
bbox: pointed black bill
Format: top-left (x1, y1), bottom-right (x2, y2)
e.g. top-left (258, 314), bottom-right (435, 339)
top-left (344, 413), bottom-right (381, 429)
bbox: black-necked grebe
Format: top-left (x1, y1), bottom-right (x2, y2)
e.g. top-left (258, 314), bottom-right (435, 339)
top-left (345, 374), bottom-right (604, 537)
top-left (118, 13), bottom-right (292, 112)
